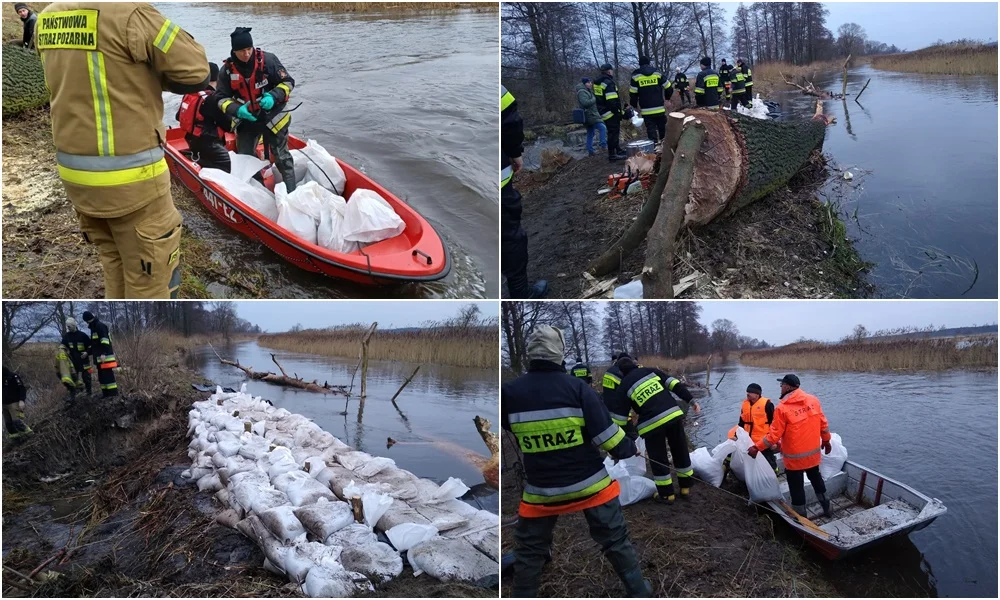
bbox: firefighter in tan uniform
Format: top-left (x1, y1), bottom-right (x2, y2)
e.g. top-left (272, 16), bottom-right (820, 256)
top-left (36, 3), bottom-right (210, 298)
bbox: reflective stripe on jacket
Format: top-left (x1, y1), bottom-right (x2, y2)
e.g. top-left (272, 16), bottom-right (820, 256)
top-left (38, 3), bottom-right (209, 218)
top-left (740, 397), bottom-right (772, 445)
top-left (757, 388), bottom-right (831, 470)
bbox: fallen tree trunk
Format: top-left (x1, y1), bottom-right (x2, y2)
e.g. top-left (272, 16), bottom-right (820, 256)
top-left (210, 344), bottom-right (347, 394)
top-left (641, 121), bottom-right (707, 298)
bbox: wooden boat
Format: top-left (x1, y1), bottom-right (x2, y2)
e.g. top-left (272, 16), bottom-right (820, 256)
top-left (163, 129), bottom-right (450, 285)
top-left (767, 457), bottom-right (947, 559)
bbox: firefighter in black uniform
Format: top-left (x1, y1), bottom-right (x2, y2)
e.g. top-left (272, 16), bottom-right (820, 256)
top-left (501, 85), bottom-right (548, 299)
top-left (629, 56), bottom-right (672, 143)
top-left (718, 59), bottom-right (732, 106)
top-left (217, 28), bottom-right (297, 191)
top-left (673, 68), bottom-right (691, 106)
top-left (731, 62), bottom-right (749, 109)
top-left (61, 318), bottom-right (93, 397)
top-left (602, 350), bottom-right (638, 441)
top-left (3, 365), bottom-right (32, 439)
top-left (594, 64), bottom-right (626, 162)
top-left (176, 62), bottom-right (235, 172)
top-left (611, 356), bottom-right (699, 503)
top-left (694, 56), bottom-right (723, 109)
top-left (82, 311), bottom-right (118, 398)
top-left (737, 59), bottom-right (754, 107)
top-left (570, 357), bottom-right (593, 384)
top-left (503, 326), bottom-right (651, 597)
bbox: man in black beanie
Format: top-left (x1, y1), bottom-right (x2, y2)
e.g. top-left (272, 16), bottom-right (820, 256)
top-left (694, 56), bottom-right (722, 109)
top-left (176, 62), bottom-right (234, 172)
top-left (735, 383), bottom-right (778, 472)
top-left (216, 27), bottom-right (298, 190)
top-left (13, 3), bottom-right (36, 49)
top-left (629, 55), bottom-right (672, 142)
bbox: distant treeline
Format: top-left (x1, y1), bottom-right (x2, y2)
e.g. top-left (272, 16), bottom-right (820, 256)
top-left (258, 307), bottom-right (498, 369)
top-left (740, 334), bottom-right (997, 372)
top-left (871, 40), bottom-right (998, 76)
top-left (228, 2), bottom-right (496, 13)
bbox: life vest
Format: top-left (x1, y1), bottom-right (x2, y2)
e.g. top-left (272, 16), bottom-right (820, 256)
top-left (759, 389), bottom-right (830, 471)
top-left (740, 397), bottom-right (771, 445)
top-left (225, 49), bottom-right (269, 112)
top-left (179, 91), bottom-right (223, 139)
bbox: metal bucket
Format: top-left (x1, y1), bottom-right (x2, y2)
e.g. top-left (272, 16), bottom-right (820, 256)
top-left (626, 140), bottom-right (654, 157)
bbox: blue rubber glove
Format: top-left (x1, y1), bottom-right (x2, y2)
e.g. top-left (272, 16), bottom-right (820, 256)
top-left (236, 103), bottom-right (257, 122)
top-left (258, 93), bottom-right (275, 111)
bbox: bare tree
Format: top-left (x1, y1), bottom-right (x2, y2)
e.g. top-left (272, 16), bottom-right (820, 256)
top-left (2, 302), bottom-right (59, 358)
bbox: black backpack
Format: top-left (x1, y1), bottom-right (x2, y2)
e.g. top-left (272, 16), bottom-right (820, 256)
top-left (3, 368), bottom-right (27, 403)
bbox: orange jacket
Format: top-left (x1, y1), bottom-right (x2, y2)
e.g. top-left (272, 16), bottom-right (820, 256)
top-left (739, 396), bottom-right (773, 445)
top-left (756, 388), bottom-right (830, 470)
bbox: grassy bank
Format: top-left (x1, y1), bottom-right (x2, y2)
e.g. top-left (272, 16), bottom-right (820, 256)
top-left (230, 1), bottom-right (496, 13)
top-left (259, 325), bottom-right (497, 369)
top-left (752, 59), bottom-right (848, 97)
top-left (740, 335), bottom-right (998, 372)
top-left (871, 41), bottom-right (997, 75)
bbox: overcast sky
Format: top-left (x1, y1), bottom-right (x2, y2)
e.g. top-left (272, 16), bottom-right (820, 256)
top-left (713, 2), bottom-right (997, 50)
top-left (696, 301), bottom-right (997, 345)
top-left (233, 301), bottom-right (497, 332)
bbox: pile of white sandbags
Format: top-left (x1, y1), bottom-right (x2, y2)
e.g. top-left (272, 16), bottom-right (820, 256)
top-left (184, 386), bottom-right (497, 596)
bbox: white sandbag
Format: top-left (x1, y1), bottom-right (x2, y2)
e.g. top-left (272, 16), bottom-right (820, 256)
top-left (294, 498), bottom-right (355, 541)
top-left (225, 455), bottom-right (257, 477)
top-left (343, 189), bottom-right (405, 243)
top-left (605, 461), bottom-right (655, 506)
top-left (355, 457), bottom-right (397, 479)
top-left (386, 523), bottom-right (438, 552)
top-left (200, 166), bottom-right (278, 223)
top-left (273, 470), bottom-right (313, 495)
top-left (301, 564), bottom-right (374, 598)
top-left (424, 477), bottom-right (470, 504)
top-left (263, 558), bottom-right (285, 577)
top-left (408, 537), bottom-right (498, 582)
top-left (269, 454), bottom-right (302, 480)
top-left (284, 542), bottom-right (322, 584)
top-left (298, 139), bottom-right (347, 196)
top-left (630, 113), bottom-right (644, 128)
top-left (362, 491), bottom-right (392, 528)
top-left (197, 473), bottom-right (224, 493)
top-left (730, 428), bottom-right (754, 482)
top-left (250, 487), bottom-right (291, 515)
top-left (337, 451), bottom-right (375, 471)
top-left (289, 149), bottom-right (311, 184)
top-left (303, 456), bottom-right (328, 476)
top-left (327, 523), bottom-right (377, 548)
top-left (318, 201), bottom-right (358, 254)
top-left (819, 433), bottom-right (848, 480)
top-left (238, 438), bottom-right (270, 461)
top-left (340, 541), bottom-right (403, 583)
top-left (275, 182), bottom-right (318, 245)
top-left (211, 452), bottom-right (229, 469)
top-left (738, 428), bottom-right (781, 502)
top-left (259, 505), bottom-right (308, 545)
top-left (252, 421), bottom-right (267, 437)
top-left (691, 440), bottom-right (736, 488)
top-left (287, 477), bottom-right (338, 507)
top-left (228, 152), bottom-right (270, 183)
top-left (215, 508), bottom-right (242, 529)
top-left (188, 466), bottom-right (213, 480)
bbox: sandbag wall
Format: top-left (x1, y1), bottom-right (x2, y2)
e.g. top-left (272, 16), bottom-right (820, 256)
top-left (185, 386), bottom-right (499, 596)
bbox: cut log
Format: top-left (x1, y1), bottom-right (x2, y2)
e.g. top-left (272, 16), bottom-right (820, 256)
top-left (642, 121), bottom-right (707, 298)
top-left (586, 112), bottom-right (687, 277)
top-left (210, 344), bottom-right (347, 394)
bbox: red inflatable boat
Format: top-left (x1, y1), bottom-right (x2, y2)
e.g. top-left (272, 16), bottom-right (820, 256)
top-left (163, 129), bottom-right (450, 285)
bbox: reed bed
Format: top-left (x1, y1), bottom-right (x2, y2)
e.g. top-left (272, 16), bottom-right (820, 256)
top-left (751, 59), bottom-right (847, 97)
top-left (259, 324), bottom-right (498, 369)
top-left (740, 335), bottom-right (997, 372)
top-left (227, 2), bottom-right (496, 13)
top-left (871, 41), bottom-right (997, 76)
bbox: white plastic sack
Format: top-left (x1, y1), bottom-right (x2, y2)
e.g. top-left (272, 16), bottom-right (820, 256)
top-left (362, 491), bottom-right (392, 529)
top-left (200, 166), bottom-right (278, 223)
top-left (691, 440), bottom-right (736, 488)
top-left (426, 477), bottom-right (470, 504)
top-left (343, 189), bottom-right (405, 244)
top-left (408, 537), bottom-right (498, 582)
top-left (275, 182), bottom-right (318, 245)
top-left (613, 280), bottom-right (644, 299)
top-left (630, 113), bottom-right (644, 128)
top-left (301, 564), bottom-right (373, 598)
top-left (259, 505), bottom-right (308, 545)
top-left (197, 473), bottom-right (223, 492)
top-left (250, 487), bottom-right (291, 515)
top-left (385, 523), bottom-right (438, 552)
top-left (287, 477), bottom-right (338, 507)
top-left (317, 195), bottom-right (359, 254)
top-left (605, 461), bottom-right (655, 506)
top-left (294, 498), bottom-right (355, 541)
top-left (340, 541), bottom-right (403, 583)
top-left (229, 152), bottom-right (270, 183)
top-left (730, 428), bottom-right (754, 482)
top-left (299, 139), bottom-right (347, 196)
top-left (819, 433), bottom-right (848, 479)
top-left (735, 428), bottom-right (781, 502)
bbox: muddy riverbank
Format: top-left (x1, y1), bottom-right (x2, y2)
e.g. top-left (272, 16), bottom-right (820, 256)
top-left (513, 127), bottom-right (869, 299)
top-left (1, 349), bottom-right (495, 597)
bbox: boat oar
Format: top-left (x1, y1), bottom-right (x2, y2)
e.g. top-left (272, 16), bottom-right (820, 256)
top-left (778, 500), bottom-right (831, 538)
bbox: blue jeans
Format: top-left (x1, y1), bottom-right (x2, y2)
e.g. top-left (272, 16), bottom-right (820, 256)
top-left (586, 121), bottom-right (608, 154)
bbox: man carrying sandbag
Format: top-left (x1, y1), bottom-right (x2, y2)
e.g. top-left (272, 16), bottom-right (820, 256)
top-left (735, 383), bottom-right (778, 474)
top-left (3, 366), bottom-right (32, 440)
top-left (55, 343), bottom-right (80, 404)
top-left (217, 27), bottom-right (297, 191)
top-left (502, 326), bottom-right (651, 597)
top-left (612, 357), bottom-right (698, 504)
top-left (748, 374), bottom-right (833, 518)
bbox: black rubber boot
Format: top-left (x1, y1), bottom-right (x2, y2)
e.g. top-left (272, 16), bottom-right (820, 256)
top-left (818, 493), bottom-right (832, 518)
top-left (526, 280), bottom-right (549, 299)
top-left (619, 566), bottom-right (653, 597)
top-left (653, 491), bottom-right (675, 505)
top-left (793, 503), bottom-right (808, 519)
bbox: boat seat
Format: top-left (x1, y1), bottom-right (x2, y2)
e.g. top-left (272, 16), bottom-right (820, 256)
top-left (820, 500), bottom-right (920, 541)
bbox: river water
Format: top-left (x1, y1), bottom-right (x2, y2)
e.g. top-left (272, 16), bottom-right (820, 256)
top-left (685, 361), bottom-right (997, 597)
top-left (190, 341), bottom-right (498, 513)
top-left (155, 3), bottom-right (498, 299)
top-left (772, 65), bottom-right (998, 299)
